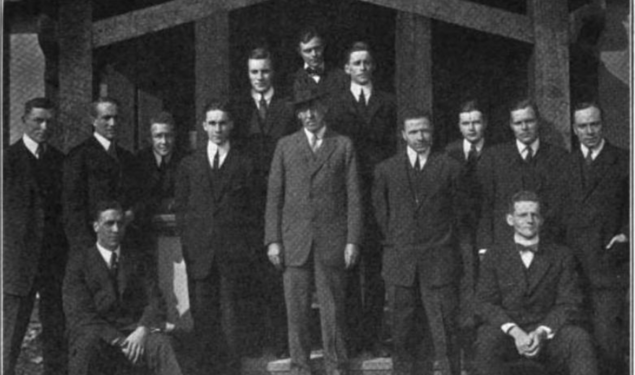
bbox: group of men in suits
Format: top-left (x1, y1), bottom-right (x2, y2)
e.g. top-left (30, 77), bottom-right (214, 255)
top-left (3, 26), bottom-right (629, 375)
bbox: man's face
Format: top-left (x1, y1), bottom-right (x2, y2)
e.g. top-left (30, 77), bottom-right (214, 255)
top-left (510, 107), bottom-right (539, 145)
top-left (506, 201), bottom-right (542, 240)
top-left (573, 106), bottom-right (603, 150)
top-left (402, 117), bottom-right (433, 154)
top-left (203, 110), bottom-right (233, 145)
top-left (93, 208), bottom-right (125, 251)
top-left (248, 58), bottom-right (273, 93)
top-left (299, 37), bottom-right (324, 68)
top-left (93, 102), bottom-right (119, 140)
top-left (150, 123), bottom-right (175, 157)
top-left (459, 110), bottom-right (486, 144)
top-left (297, 101), bottom-right (326, 133)
top-left (23, 107), bottom-right (54, 143)
top-left (345, 50), bottom-right (374, 86)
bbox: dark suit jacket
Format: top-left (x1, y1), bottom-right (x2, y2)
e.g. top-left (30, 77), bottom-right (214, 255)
top-left (476, 241), bottom-right (582, 332)
top-left (63, 136), bottom-right (138, 252)
top-left (264, 129), bottom-right (362, 268)
top-left (327, 89), bottom-right (397, 180)
top-left (373, 150), bottom-right (461, 287)
top-left (562, 142), bottom-right (629, 289)
top-left (288, 66), bottom-right (348, 100)
top-left (445, 139), bottom-right (490, 242)
top-left (175, 147), bottom-right (258, 280)
top-left (63, 245), bottom-right (164, 345)
top-left (477, 141), bottom-right (567, 249)
top-left (133, 147), bottom-right (184, 220)
top-left (3, 140), bottom-right (67, 295)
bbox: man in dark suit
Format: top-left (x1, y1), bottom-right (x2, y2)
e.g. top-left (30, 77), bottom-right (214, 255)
top-left (373, 109), bottom-right (461, 375)
top-left (288, 27), bottom-right (348, 100)
top-left (3, 98), bottom-right (67, 375)
top-left (63, 200), bottom-right (182, 375)
top-left (265, 88), bottom-right (362, 375)
top-left (562, 102), bottom-right (629, 375)
top-left (477, 99), bottom-right (567, 255)
top-left (63, 97), bottom-right (138, 254)
top-left (175, 100), bottom-right (259, 375)
top-left (230, 46), bottom-right (295, 357)
top-left (327, 41), bottom-right (397, 356)
top-left (475, 191), bottom-right (597, 375)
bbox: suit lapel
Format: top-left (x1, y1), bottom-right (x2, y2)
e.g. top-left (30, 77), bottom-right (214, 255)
top-left (365, 91), bottom-right (382, 124)
top-left (310, 130), bottom-right (337, 177)
top-left (583, 144), bottom-right (617, 201)
top-left (88, 246), bottom-right (118, 297)
top-left (414, 152), bottom-right (443, 211)
top-left (503, 241), bottom-right (531, 292)
top-left (395, 152), bottom-right (417, 205)
top-left (214, 148), bottom-right (240, 205)
top-left (117, 250), bottom-right (130, 298)
top-left (194, 149), bottom-right (215, 200)
top-left (526, 245), bottom-right (553, 294)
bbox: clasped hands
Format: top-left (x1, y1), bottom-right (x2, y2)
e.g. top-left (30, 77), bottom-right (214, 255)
top-left (508, 325), bottom-right (549, 358)
top-left (267, 243), bottom-right (359, 270)
top-left (111, 326), bottom-right (149, 365)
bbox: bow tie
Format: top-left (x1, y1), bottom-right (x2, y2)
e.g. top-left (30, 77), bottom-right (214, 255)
top-left (306, 67), bottom-right (323, 76)
top-left (516, 243), bottom-right (538, 253)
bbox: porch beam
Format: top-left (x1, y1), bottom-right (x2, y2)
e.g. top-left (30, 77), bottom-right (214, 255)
top-left (361, 0), bottom-right (534, 43)
top-left (93, 0), bottom-right (267, 48)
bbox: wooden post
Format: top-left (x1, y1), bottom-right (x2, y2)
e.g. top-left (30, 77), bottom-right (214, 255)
top-left (395, 11), bottom-right (433, 118)
top-left (3, 18), bottom-right (10, 150)
top-left (529, 0), bottom-right (571, 150)
top-left (58, 0), bottom-right (93, 152)
top-left (194, 11), bottom-right (229, 150)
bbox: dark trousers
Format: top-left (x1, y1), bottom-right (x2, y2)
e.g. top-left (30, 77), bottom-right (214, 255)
top-left (590, 288), bottom-right (628, 375)
top-left (474, 324), bottom-right (598, 375)
top-left (258, 254), bottom-right (289, 354)
top-left (68, 330), bottom-right (181, 375)
top-left (388, 278), bottom-right (459, 375)
top-left (284, 256), bottom-right (348, 375)
top-left (187, 262), bottom-right (243, 375)
top-left (3, 273), bottom-right (66, 375)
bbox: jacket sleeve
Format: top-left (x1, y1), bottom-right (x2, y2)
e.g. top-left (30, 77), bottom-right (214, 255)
top-left (264, 141), bottom-right (285, 246)
top-left (476, 150), bottom-right (494, 250)
top-left (540, 248), bottom-right (582, 331)
top-left (475, 249), bottom-right (514, 328)
top-left (344, 138), bottom-right (362, 245)
top-left (173, 158), bottom-right (189, 241)
top-left (372, 164), bottom-right (389, 243)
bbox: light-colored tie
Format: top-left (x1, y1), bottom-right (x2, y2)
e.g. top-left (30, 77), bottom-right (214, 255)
top-left (310, 133), bottom-right (319, 153)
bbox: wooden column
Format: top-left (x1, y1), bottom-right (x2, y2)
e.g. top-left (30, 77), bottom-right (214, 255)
top-left (529, 0), bottom-right (571, 150)
top-left (58, 0), bottom-right (93, 152)
top-left (194, 11), bottom-right (229, 150)
top-left (395, 11), bottom-right (433, 117)
top-left (3, 17), bottom-right (10, 149)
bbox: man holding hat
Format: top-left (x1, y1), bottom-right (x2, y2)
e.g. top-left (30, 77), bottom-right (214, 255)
top-left (265, 88), bottom-right (362, 375)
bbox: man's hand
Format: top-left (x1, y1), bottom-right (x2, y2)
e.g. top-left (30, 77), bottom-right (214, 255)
top-left (508, 326), bottom-right (533, 355)
top-left (524, 328), bottom-right (548, 357)
top-left (344, 244), bottom-right (359, 269)
top-left (606, 234), bottom-right (628, 249)
top-left (122, 326), bottom-right (149, 364)
top-left (267, 243), bottom-right (284, 270)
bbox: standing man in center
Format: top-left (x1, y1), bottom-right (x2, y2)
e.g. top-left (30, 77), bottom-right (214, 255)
top-left (373, 110), bottom-right (461, 375)
top-left (265, 88), bottom-right (362, 375)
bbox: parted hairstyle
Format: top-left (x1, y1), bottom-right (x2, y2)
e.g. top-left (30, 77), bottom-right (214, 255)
top-left (149, 111), bottom-right (175, 129)
top-left (202, 99), bottom-right (233, 122)
top-left (93, 200), bottom-right (124, 223)
top-left (399, 108), bottom-right (432, 130)
top-left (23, 97), bottom-right (55, 117)
top-left (508, 98), bottom-right (539, 121)
top-left (90, 97), bottom-right (120, 118)
top-left (507, 190), bottom-right (541, 215)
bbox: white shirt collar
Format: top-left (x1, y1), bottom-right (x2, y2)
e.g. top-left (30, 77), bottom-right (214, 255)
top-left (94, 132), bottom-right (112, 151)
top-left (516, 138), bottom-right (540, 158)
top-left (22, 134), bottom-right (40, 158)
top-left (207, 140), bottom-right (231, 168)
top-left (153, 150), bottom-right (171, 167)
top-left (96, 242), bottom-right (120, 269)
top-left (350, 82), bottom-right (373, 102)
top-left (304, 126), bottom-right (326, 145)
top-left (304, 63), bottom-right (323, 83)
top-left (251, 87), bottom-right (274, 108)
top-left (514, 234), bottom-right (539, 247)
top-left (580, 138), bottom-right (605, 160)
top-left (462, 138), bottom-right (484, 160)
top-left (407, 146), bottom-right (430, 169)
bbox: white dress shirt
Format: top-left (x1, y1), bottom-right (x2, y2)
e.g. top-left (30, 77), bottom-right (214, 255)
top-left (94, 132), bottom-right (112, 152)
top-left (407, 146), bottom-right (430, 170)
top-left (304, 126), bottom-right (326, 151)
top-left (96, 242), bottom-right (121, 270)
top-left (251, 87), bottom-right (274, 109)
top-left (350, 82), bottom-right (372, 103)
top-left (207, 141), bottom-right (230, 169)
top-left (580, 138), bottom-right (605, 161)
top-left (463, 138), bottom-right (484, 160)
top-left (304, 63), bottom-right (324, 83)
top-left (516, 138), bottom-right (540, 160)
top-left (22, 134), bottom-right (40, 158)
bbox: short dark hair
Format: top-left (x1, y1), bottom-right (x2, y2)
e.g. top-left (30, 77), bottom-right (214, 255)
top-left (297, 26), bottom-right (323, 47)
top-left (459, 99), bottom-right (487, 122)
top-left (344, 41), bottom-right (373, 64)
top-left (203, 99), bottom-right (233, 121)
top-left (508, 190), bottom-right (541, 215)
top-left (93, 200), bottom-right (123, 223)
top-left (23, 97), bottom-right (55, 117)
top-left (149, 111), bottom-right (175, 129)
top-left (509, 98), bottom-right (539, 121)
top-left (400, 108), bottom-right (432, 130)
top-left (248, 46), bottom-right (274, 71)
top-left (91, 97), bottom-right (120, 118)
top-left (572, 101), bottom-right (603, 120)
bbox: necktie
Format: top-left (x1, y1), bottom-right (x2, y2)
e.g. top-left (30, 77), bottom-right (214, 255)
top-left (585, 149), bottom-right (594, 166)
top-left (213, 149), bottom-right (220, 170)
top-left (306, 67), bottom-right (323, 77)
top-left (110, 252), bottom-right (119, 277)
top-left (108, 143), bottom-right (118, 160)
top-left (524, 146), bottom-right (533, 163)
top-left (158, 156), bottom-right (165, 172)
top-left (358, 90), bottom-right (367, 106)
top-left (516, 243), bottom-right (538, 253)
top-left (35, 143), bottom-right (43, 159)
top-left (414, 156), bottom-right (421, 171)
top-left (310, 133), bottom-right (319, 153)
top-left (467, 143), bottom-right (478, 164)
top-left (258, 94), bottom-right (268, 121)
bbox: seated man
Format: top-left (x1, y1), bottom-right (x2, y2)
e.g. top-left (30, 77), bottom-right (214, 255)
top-left (63, 200), bottom-right (182, 375)
top-left (474, 191), bottom-right (597, 375)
